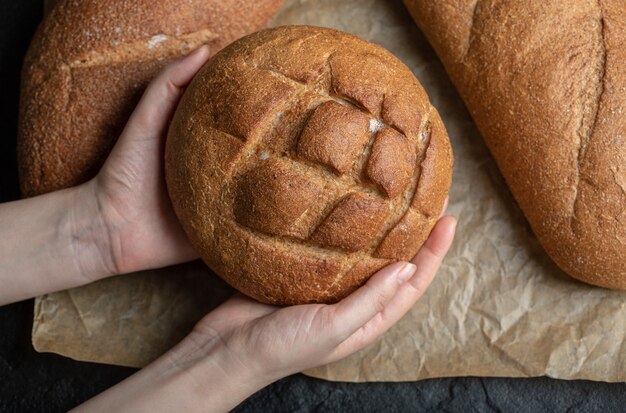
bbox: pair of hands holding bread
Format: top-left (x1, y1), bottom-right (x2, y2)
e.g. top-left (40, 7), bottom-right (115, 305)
top-left (1, 47), bottom-right (456, 411)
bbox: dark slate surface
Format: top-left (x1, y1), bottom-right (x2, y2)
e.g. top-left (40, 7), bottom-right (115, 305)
top-left (0, 1), bottom-right (625, 412)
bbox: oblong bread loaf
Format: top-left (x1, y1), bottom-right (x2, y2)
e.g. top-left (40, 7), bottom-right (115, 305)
top-left (18, 0), bottom-right (283, 196)
top-left (404, 0), bottom-right (626, 288)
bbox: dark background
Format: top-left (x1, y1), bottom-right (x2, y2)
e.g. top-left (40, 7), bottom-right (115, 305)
top-left (1, 1), bottom-right (625, 412)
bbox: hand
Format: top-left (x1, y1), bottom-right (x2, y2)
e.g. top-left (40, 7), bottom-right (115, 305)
top-left (88, 46), bottom-right (211, 275)
top-left (0, 47), bottom-right (211, 305)
top-left (76, 215), bottom-right (457, 413)
top-left (188, 215), bottom-right (457, 381)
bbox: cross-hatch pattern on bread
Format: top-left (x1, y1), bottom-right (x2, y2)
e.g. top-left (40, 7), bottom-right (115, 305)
top-left (165, 26), bottom-right (453, 304)
top-left (229, 63), bottom-right (434, 258)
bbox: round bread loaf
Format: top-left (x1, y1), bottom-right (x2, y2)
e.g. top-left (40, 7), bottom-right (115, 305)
top-left (18, 0), bottom-right (283, 196)
top-left (165, 26), bottom-right (453, 305)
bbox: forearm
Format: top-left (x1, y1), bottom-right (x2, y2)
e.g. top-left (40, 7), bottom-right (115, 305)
top-left (0, 180), bottom-right (114, 305)
top-left (73, 333), bottom-right (272, 413)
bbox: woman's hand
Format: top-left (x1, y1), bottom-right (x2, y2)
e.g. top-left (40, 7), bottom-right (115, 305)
top-left (90, 46), bottom-right (211, 275)
top-left (191, 216), bottom-right (457, 381)
top-left (2, 41), bottom-right (458, 412)
top-left (76, 215), bottom-right (456, 413)
top-left (0, 48), bottom-right (209, 305)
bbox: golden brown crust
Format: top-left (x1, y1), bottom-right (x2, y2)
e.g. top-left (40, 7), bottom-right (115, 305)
top-left (234, 159), bottom-right (324, 237)
top-left (18, 0), bottom-right (284, 196)
top-left (166, 26), bottom-right (453, 304)
top-left (310, 193), bottom-right (389, 252)
top-left (366, 128), bottom-right (417, 198)
top-left (404, 0), bottom-right (626, 288)
top-left (375, 209), bottom-right (433, 261)
top-left (296, 101), bottom-right (371, 174)
top-left (326, 257), bottom-right (391, 299)
top-left (411, 110), bottom-right (454, 218)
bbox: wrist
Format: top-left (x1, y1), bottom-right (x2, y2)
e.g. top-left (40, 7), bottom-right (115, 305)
top-left (67, 179), bottom-right (119, 281)
top-left (169, 331), bottom-right (276, 410)
top-left (76, 330), bottom-right (274, 413)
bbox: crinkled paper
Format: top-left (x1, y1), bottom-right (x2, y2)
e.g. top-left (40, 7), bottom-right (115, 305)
top-left (34, 0), bottom-right (626, 382)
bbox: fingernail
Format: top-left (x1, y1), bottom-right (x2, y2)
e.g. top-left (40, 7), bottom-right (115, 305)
top-left (396, 262), bottom-right (417, 284)
top-left (450, 216), bottom-right (458, 232)
top-left (188, 45), bottom-right (209, 58)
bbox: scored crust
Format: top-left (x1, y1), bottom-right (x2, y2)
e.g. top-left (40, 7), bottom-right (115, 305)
top-left (404, 0), bottom-right (626, 289)
top-left (165, 26), bottom-right (453, 305)
top-left (18, 0), bottom-right (283, 196)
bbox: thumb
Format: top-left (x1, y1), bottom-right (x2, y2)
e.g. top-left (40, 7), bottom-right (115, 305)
top-left (98, 45), bottom-right (211, 189)
top-left (112, 45), bottom-right (211, 155)
top-left (316, 261), bottom-right (417, 346)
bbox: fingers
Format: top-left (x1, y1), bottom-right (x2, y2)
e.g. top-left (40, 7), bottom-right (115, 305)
top-left (383, 216), bottom-right (457, 321)
top-left (218, 293), bottom-right (278, 320)
top-left (331, 216), bottom-right (457, 359)
top-left (192, 293), bottom-right (278, 343)
top-left (319, 261), bottom-right (417, 345)
top-left (198, 293), bottom-right (278, 333)
top-left (410, 215), bottom-right (457, 269)
top-left (121, 46), bottom-right (211, 143)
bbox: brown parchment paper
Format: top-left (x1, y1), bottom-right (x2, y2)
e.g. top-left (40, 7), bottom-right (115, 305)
top-left (34, 0), bottom-right (626, 382)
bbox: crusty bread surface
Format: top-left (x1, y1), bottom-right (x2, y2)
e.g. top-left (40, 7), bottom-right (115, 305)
top-left (165, 26), bottom-right (453, 305)
top-left (404, 0), bottom-right (626, 289)
top-left (18, 0), bottom-right (283, 196)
